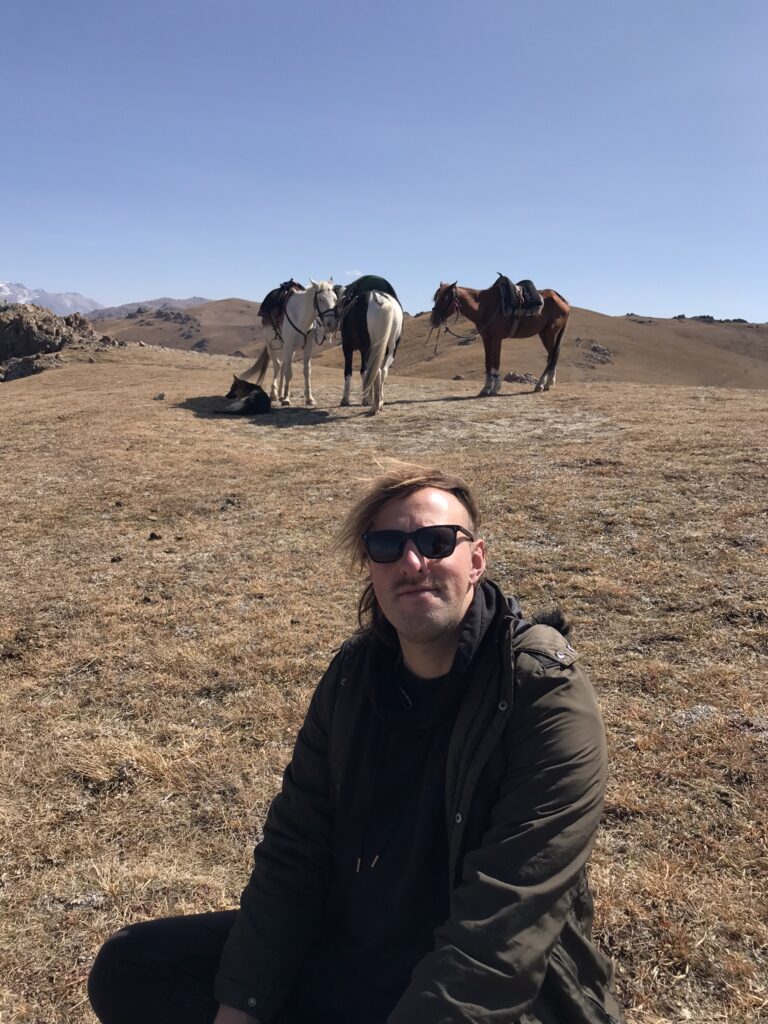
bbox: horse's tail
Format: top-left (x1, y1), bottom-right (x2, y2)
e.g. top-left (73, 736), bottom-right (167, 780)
top-left (234, 345), bottom-right (271, 388)
top-left (362, 296), bottom-right (402, 405)
top-left (251, 345), bottom-right (270, 386)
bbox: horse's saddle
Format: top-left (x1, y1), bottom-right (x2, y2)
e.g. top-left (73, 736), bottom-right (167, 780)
top-left (259, 279), bottom-right (303, 330)
top-left (337, 275), bottom-right (401, 320)
top-left (496, 274), bottom-right (543, 317)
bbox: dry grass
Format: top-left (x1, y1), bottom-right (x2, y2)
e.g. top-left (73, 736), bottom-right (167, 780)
top-left (1, 347), bottom-right (766, 1023)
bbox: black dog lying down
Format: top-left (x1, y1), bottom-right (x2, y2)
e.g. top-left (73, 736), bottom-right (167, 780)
top-left (221, 378), bottom-right (271, 415)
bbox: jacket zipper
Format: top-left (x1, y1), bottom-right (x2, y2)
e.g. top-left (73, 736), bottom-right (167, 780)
top-left (447, 622), bottom-right (515, 884)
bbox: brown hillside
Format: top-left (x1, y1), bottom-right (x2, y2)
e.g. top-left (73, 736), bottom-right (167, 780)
top-left (1, 346), bottom-right (766, 1024)
top-left (104, 298), bottom-right (272, 356)
top-left (103, 299), bottom-right (768, 390)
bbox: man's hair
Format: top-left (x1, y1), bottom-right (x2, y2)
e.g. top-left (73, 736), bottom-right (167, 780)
top-left (335, 462), bottom-right (482, 642)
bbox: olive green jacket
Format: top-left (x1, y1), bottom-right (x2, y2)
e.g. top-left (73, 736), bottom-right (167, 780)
top-left (215, 597), bottom-right (624, 1023)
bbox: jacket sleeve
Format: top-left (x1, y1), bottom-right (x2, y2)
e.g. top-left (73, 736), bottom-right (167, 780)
top-left (388, 644), bottom-right (608, 1024)
top-left (213, 648), bottom-right (344, 1020)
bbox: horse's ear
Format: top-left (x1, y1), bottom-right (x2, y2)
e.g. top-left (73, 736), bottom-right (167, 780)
top-left (329, 275), bottom-right (334, 283)
top-left (450, 280), bottom-right (458, 288)
top-left (309, 277), bottom-right (317, 287)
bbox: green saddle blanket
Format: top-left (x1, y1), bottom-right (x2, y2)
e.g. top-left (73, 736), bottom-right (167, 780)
top-left (341, 275), bottom-right (401, 310)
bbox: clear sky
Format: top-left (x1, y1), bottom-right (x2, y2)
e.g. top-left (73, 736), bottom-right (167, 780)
top-left (3, 0), bottom-right (766, 319)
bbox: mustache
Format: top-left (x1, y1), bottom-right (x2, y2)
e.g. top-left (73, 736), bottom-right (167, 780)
top-left (395, 578), bottom-right (441, 593)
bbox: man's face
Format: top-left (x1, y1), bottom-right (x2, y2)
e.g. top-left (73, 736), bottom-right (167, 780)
top-left (367, 487), bottom-right (486, 654)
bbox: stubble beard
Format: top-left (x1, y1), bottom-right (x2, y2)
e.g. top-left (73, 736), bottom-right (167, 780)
top-left (384, 576), bottom-right (469, 647)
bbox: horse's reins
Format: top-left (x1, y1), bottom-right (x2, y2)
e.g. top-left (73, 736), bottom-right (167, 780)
top-left (313, 289), bottom-right (339, 346)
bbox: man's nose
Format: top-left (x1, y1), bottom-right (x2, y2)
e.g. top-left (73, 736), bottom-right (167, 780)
top-left (399, 540), bottom-right (427, 572)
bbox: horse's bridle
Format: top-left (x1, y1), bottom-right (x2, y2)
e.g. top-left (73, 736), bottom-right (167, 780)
top-left (273, 285), bottom-right (337, 350)
top-left (314, 287), bottom-right (338, 329)
top-left (432, 284), bottom-right (460, 327)
top-left (431, 284), bottom-right (503, 344)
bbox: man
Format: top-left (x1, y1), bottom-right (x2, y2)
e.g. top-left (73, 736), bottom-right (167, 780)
top-left (89, 465), bottom-right (624, 1024)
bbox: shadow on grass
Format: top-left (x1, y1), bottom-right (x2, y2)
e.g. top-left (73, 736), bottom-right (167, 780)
top-left (176, 389), bottom-right (538, 423)
top-left (176, 395), bottom-right (342, 427)
top-left (384, 389), bottom-right (538, 407)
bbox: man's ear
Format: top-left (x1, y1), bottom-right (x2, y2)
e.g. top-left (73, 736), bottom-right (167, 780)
top-left (469, 538), bottom-right (486, 585)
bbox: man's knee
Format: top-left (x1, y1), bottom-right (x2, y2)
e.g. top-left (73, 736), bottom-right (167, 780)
top-left (88, 926), bottom-right (137, 1022)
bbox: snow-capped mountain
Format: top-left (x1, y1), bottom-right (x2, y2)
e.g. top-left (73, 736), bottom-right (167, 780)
top-left (0, 282), bottom-right (103, 316)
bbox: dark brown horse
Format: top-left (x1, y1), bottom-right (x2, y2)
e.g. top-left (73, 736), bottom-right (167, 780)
top-left (430, 279), bottom-right (570, 395)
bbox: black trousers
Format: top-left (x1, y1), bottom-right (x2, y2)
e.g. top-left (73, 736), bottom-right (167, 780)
top-left (88, 911), bottom-right (239, 1024)
top-left (88, 910), bottom-right (398, 1024)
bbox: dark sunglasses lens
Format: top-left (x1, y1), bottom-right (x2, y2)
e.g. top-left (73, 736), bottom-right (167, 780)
top-left (365, 526), bottom-right (463, 563)
top-left (365, 531), bottom-right (404, 563)
top-left (417, 526), bottom-right (456, 559)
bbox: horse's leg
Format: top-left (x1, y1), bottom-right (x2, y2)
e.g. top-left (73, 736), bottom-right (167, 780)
top-left (367, 369), bottom-right (382, 415)
top-left (360, 347), bottom-right (370, 407)
top-left (480, 334), bottom-right (503, 396)
top-left (479, 335), bottom-right (494, 396)
top-left (377, 324), bottom-right (399, 411)
top-left (340, 343), bottom-right (353, 406)
top-left (537, 321), bottom-right (566, 391)
top-left (281, 353), bottom-right (293, 405)
top-left (490, 334), bottom-right (504, 394)
top-left (269, 351), bottom-right (281, 403)
top-left (303, 347), bottom-right (315, 407)
top-left (535, 326), bottom-right (552, 392)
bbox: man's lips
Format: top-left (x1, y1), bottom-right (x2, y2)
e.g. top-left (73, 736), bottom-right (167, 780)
top-left (396, 584), bottom-right (440, 596)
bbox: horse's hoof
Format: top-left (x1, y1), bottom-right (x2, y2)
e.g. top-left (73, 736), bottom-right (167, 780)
top-left (478, 389), bottom-right (492, 398)
top-left (281, 399), bottom-right (291, 406)
top-left (340, 398), bottom-right (350, 407)
top-left (306, 400), bottom-right (316, 408)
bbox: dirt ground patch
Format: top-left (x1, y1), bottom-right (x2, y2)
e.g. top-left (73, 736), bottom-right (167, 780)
top-left (1, 348), bottom-right (766, 1023)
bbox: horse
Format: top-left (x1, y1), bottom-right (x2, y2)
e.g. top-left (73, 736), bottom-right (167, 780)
top-left (335, 276), bottom-right (403, 414)
top-left (247, 279), bottom-right (338, 407)
top-left (430, 278), bottom-right (570, 396)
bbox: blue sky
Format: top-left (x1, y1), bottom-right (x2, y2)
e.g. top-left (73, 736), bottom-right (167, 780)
top-left (3, 0), bottom-right (766, 319)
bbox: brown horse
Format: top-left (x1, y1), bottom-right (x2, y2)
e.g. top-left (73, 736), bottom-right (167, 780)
top-left (430, 279), bottom-right (570, 395)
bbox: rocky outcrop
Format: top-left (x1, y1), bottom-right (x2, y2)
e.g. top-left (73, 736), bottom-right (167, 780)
top-left (0, 303), bottom-right (117, 382)
top-left (574, 337), bottom-right (613, 368)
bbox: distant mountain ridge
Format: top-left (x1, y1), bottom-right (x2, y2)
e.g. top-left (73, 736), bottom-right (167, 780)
top-left (0, 282), bottom-right (103, 316)
top-left (89, 297), bottom-right (209, 321)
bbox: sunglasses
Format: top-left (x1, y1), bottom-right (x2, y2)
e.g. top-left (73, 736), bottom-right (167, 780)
top-left (362, 525), bottom-right (474, 564)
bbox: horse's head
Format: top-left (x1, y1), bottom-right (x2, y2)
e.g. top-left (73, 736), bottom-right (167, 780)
top-left (431, 282), bottom-right (458, 327)
top-left (309, 277), bottom-right (339, 334)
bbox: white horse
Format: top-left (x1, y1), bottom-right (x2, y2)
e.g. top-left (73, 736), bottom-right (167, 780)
top-left (259, 279), bottom-right (338, 407)
top-left (356, 292), bottom-right (402, 415)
